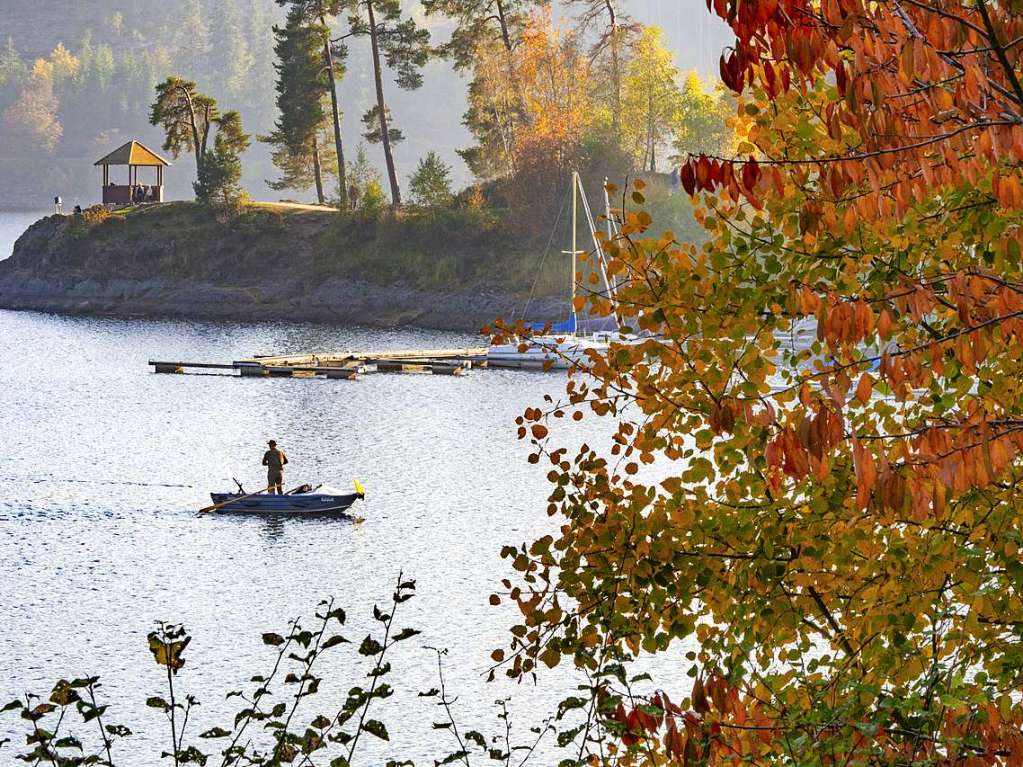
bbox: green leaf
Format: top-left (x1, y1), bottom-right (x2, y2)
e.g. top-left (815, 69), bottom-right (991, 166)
top-left (54, 735), bottom-right (82, 750)
top-left (392, 628), bottom-right (421, 641)
top-left (557, 724), bottom-right (585, 747)
top-left (557, 696), bottom-right (587, 719)
top-left (199, 727), bottom-right (231, 738)
top-left (361, 719), bottom-right (389, 741)
top-left (321, 634), bottom-right (349, 650)
top-left (358, 636), bottom-right (383, 656)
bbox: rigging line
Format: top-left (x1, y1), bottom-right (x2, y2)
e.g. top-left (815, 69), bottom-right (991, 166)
top-left (514, 182), bottom-right (569, 322)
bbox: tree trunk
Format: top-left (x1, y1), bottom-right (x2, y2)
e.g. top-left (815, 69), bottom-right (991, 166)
top-left (495, 0), bottom-right (513, 52)
top-left (178, 85), bottom-right (204, 179)
top-left (319, 10), bottom-right (348, 211)
top-left (647, 92), bottom-right (654, 172)
top-left (312, 134), bottom-right (325, 204)
top-left (367, 0), bottom-right (401, 208)
top-left (605, 2), bottom-right (621, 143)
top-left (496, 0), bottom-right (527, 131)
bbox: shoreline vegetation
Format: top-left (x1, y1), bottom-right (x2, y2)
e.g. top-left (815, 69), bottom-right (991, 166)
top-left (0, 201), bottom-right (574, 331)
top-left (0, 171), bottom-right (703, 331)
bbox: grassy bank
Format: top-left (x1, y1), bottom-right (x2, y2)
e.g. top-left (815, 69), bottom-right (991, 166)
top-left (47, 201), bottom-right (573, 296)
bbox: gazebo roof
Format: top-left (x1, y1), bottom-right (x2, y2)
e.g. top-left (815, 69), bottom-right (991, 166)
top-left (94, 140), bottom-right (171, 167)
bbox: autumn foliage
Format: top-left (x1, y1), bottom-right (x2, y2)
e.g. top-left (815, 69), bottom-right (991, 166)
top-left (496, 1), bottom-right (1023, 764)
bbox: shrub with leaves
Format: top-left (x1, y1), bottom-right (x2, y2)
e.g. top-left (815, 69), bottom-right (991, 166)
top-left (492, 0), bottom-right (1023, 762)
top-left (1, 574), bottom-right (573, 766)
top-left (1, 576), bottom-right (426, 766)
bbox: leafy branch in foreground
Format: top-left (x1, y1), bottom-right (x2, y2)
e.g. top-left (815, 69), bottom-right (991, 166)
top-left (1, 576), bottom-right (422, 766)
top-left (1, 574), bottom-right (591, 766)
top-left (490, 1), bottom-right (1023, 763)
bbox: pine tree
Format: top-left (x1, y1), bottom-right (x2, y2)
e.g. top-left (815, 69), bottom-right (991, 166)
top-left (0, 37), bottom-right (26, 114)
top-left (262, 5), bottom-right (334, 203)
top-left (360, 104), bottom-right (402, 146)
top-left (408, 151), bottom-right (453, 208)
top-left (150, 77), bottom-right (249, 188)
top-left (178, 0), bottom-right (212, 77)
top-left (341, 0), bottom-right (431, 208)
top-left (194, 140), bottom-right (244, 207)
top-left (207, 0), bottom-right (254, 101)
top-left (194, 109), bottom-right (249, 207)
top-left (276, 0), bottom-right (349, 209)
top-left (422, 0), bottom-right (531, 70)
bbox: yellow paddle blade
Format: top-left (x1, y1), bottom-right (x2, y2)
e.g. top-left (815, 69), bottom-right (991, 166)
top-left (354, 479), bottom-right (365, 496)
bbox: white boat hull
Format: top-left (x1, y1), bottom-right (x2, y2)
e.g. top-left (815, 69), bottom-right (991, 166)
top-left (487, 335), bottom-right (609, 369)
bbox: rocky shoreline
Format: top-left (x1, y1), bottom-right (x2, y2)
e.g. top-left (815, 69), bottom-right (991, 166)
top-left (0, 206), bottom-right (565, 332)
top-left (0, 270), bottom-right (561, 331)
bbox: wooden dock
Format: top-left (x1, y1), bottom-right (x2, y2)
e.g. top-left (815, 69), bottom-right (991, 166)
top-left (149, 347), bottom-right (488, 380)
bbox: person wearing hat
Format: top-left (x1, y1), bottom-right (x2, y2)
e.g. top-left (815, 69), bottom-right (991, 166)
top-left (261, 440), bottom-right (288, 494)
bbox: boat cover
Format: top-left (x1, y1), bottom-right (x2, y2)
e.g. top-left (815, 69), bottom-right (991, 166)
top-left (530, 315), bottom-right (577, 333)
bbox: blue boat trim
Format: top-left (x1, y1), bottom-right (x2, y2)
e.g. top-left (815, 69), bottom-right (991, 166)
top-left (530, 315), bottom-right (577, 334)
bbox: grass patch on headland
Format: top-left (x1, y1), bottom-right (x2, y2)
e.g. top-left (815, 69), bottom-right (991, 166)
top-left (53, 201), bottom-right (572, 295)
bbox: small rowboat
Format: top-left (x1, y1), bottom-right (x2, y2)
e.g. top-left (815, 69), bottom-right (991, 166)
top-left (207, 482), bottom-right (365, 516)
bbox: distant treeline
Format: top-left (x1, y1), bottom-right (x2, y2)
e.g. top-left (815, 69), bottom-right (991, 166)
top-left (0, 0), bottom-right (278, 205)
top-left (0, 0), bottom-right (733, 239)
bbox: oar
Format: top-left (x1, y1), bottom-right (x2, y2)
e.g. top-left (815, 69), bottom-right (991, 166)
top-left (199, 484), bottom-right (274, 514)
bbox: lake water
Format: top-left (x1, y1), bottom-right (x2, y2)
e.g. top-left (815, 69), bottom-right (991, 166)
top-left (0, 210), bottom-right (46, 260)
top-left (0, 188), bottom-right (664, 767)
top-left (0, 209), bottom-right (692, 765)
top-left (0, 308), bottom-right (605, 764)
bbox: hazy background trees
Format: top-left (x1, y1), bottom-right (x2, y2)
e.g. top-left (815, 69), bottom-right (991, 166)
top-left (0, 0), bottom-right (733, 217)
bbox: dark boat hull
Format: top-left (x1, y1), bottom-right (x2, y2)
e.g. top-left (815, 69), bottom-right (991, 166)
top-left (209, 491), bottom-right (362, 516)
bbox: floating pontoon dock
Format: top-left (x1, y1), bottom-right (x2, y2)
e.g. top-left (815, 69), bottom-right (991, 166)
top-left (149, 347), bottom-right (489, 379)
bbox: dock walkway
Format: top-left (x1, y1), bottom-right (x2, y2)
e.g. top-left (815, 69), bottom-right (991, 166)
top-left (150, 347), bottom-right (489, 380)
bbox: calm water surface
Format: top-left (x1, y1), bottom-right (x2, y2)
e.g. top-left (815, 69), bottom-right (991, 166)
top-left (0, 306), bottom-right (628, 764)
top-left (0, 210), bottom-right (46, 259)
top-left (0, 210), bottom-right (691, 764)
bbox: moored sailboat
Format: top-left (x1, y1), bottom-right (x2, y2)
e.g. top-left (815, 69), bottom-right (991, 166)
top-left (487, 172), bottom-right (618, 370)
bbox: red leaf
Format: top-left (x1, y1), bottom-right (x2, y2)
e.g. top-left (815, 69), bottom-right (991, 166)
top-left (680, 162), bottom-right (697, 195)
top-left (741, 157), bottom-right (761, 191)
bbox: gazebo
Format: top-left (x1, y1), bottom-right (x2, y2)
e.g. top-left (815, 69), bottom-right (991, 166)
top-left (95, 140), bottom-right (171, 205)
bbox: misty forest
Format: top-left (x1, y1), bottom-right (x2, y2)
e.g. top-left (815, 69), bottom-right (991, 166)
top-left (0, 0), bottom-right (733, 232)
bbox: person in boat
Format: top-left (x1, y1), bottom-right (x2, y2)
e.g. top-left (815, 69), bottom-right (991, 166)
top-left (262, 440), bottom-right (288, 494)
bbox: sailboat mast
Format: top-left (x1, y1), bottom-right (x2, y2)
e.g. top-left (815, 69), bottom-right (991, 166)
top-left (571, 171), bottom-right (578, 327)
top-left (604, 176), bottom-right (615, 240)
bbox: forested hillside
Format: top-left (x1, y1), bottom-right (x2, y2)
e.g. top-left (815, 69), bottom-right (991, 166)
top-left (0, 0), bottom-right (731, 209)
